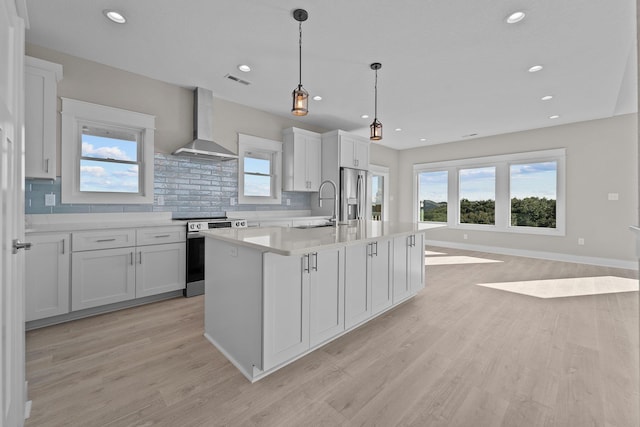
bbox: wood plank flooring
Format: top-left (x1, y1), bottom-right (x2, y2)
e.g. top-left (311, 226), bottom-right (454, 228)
top-left (25, 247), bottom-right (639, 426)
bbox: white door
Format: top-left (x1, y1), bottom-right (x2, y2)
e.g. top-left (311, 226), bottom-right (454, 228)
top-left (0, 0), bottom-right (27, 425)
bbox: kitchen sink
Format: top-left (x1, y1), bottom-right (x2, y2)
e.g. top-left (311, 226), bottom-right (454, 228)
top-left (293, 223), bottom-right (335, 229)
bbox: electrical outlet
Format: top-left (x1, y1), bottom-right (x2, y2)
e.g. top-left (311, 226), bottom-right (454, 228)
top-left (157, 195), bottom-right (165, 206)
top-left (607, 193), bottom-right (619, 201)
top-left (286, 199), bottom-right (291, 206)
top-left (230, 197), bottom-right (236, 206)
top-left (578, 238), bottom-right (585, 245)
top-left (463, 234), bottom-right (468, 240)
top-left (229, 247), bottom-right (238, 257)
top-left (45, 193), bottom-right (56, 206)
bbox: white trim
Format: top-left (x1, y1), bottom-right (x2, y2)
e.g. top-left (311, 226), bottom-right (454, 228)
top-left (60, 98), bottom-right (155, 204)
top-left (426, 239), bottom-right (639, 271)
top-left (238, 133), bottom-right (282, 205)
top-left (414, 148), bottom-right (565, 236)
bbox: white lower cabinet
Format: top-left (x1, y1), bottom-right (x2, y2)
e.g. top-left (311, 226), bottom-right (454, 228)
top-left (72, 247), bottom-right (136, 310)
top-left (393, 233), bottom-right (425, 303)
top-left (345, 238), bottom-right (392, 328)
top-left (70, 226), bottom-right (186, 312)
top-left (135, 242), bottom-right (186, 298)
top-left (25, 233), bottom-right (70, 321)
top-left (263, 247), bottom-right (344, 370)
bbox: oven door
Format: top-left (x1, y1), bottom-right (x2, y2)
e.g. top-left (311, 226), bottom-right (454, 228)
top-left (185, 233), bottom-right (205, 297)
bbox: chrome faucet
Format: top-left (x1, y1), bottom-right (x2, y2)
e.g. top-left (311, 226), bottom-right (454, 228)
top-left (318, 179), bottom-right (338, 224)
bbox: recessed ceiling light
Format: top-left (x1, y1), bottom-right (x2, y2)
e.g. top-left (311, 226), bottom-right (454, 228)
top-left (361, 114), bottom-right (369, 119)
top-left (462, 133), bottom-right (478, 138)
top-left (506, 11), bottom-right (526, 24)
top-left (528, 65), bottom-right (543, 73)
top-left (312, 95), bottom-right (322, 101)
top-left (541, 95), bottom-right (553, 101)
top-left (549, 115), bottom-right (560, 119)
top-left (395, 128), bottom-right (402, 132)
top-left (103, 10), bottom-right (126, 24)
top-left (420, 138), bottom-right (427, 142)
top-left (237, 64), bottom-right (251, 73)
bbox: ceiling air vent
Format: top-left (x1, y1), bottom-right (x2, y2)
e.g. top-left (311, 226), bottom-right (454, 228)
top-left (224, 74), bottom-right (251, 85)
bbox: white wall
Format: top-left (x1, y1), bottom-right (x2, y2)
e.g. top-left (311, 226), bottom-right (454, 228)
top-left (25, 44), bottom-right (328, 171)
top-left (398, 114), bottom-right (638, 263)
top-left (370, 144), bottom-right (399, 221)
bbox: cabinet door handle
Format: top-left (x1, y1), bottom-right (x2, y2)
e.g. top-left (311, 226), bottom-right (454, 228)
top-left (44, 158), bottom-right (49, 173)
top-left (154, 234), bottom-right (170, 238)
top-left (303, 254), bottom-right (310, 273)
top-left (130, 252), bottom-right (134, 265)
top-left (374, 241), bottom-right (378, 256)
top-left (96, 238), bottom-right (116, 243)
top-left (312, 252), bottom-right (318, 271)
top-left (367, 242), bottom-right (371, 257)
top-left (61, 239), bottom-right (65, 255)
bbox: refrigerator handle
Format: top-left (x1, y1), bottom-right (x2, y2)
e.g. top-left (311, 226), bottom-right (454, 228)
top-left (356, 174), bottom-right (363, 219)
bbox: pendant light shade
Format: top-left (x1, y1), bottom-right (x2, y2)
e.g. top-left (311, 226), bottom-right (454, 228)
top-left (370, 62), bottom-right (382, 140)
top-left (291, 9), bottom-right (309, 116)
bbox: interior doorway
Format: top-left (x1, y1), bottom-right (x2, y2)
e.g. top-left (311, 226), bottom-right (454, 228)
top-left (370, 164), bottom-right (389, 221)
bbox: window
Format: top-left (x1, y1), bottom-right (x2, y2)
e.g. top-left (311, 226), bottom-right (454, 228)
top-left (61, 98), bottom-right (155, 204)
top-left (459, 167), bottom-right (495, 225)
top-left (80, 123), bottom-right (140, 193)
top-left (238, 133), bottom-right (282, 204)
top-left (413, 149), bottom-right (565, 235)
top-left (418, 170), bottom-right (448, 222)
top-left (510, 162), bottom-right (557, 228)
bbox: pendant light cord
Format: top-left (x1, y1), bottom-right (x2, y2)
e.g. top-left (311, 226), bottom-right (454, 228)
top-left (298, 21), bottom-right (303, 86)
top-left (374, 69), bottom-right (378, 119)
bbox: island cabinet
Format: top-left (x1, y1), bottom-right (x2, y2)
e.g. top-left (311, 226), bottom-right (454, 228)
top-left (263, 247), bottom-right (344, 369)
top-left (202, 222), bottom-right (438, 382)
top-left (393, 233), bottom-right (425, 303)
top-left (344, 238), bottom-right (392, 328)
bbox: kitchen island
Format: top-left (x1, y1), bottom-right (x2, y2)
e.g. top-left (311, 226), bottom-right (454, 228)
top-left (202, 221), bottom-right (443, 382)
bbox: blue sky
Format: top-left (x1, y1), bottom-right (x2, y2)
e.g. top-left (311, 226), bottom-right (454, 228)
top-left (80, 134), bottom-right (139, 192)
top-left (419, 161), bottom-right (557, 202)
top-left (244, 157), bottom-right (271, 197)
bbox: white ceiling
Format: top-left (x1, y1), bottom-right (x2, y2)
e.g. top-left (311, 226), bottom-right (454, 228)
top-left (24, 0), bottom-right (637, 150)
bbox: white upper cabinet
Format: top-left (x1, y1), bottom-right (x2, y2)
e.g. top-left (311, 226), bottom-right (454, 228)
top-left (321, 130), bottom-right (370, 186)
top-left (24, 56), bottom-right (62, 179)
top-left (282, 127), bottom-right (322, 191)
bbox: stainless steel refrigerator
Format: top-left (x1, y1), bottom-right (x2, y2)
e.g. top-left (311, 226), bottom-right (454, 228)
top-left (340, 167), bottom-right (370, 223)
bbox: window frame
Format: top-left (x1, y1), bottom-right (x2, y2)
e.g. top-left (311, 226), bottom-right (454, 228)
top-left (237, 133), bottom-right (282, 205)
top-left (413, 148), bottom-right (566, 236)
top-left (61, 98), bottom-right (155, 204)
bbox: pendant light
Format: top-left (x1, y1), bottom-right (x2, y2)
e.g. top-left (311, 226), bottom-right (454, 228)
top-left (370, 62), bottom-right (382, 140)
top-left (291, 9), bottom-right (309, 116)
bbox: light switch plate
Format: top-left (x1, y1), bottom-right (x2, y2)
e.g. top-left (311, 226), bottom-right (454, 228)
top-left (45, 193), bottom-right (56, 206)
top-left (607, 193), bottom-right (619, 201)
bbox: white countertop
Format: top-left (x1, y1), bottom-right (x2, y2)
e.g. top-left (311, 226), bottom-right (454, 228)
top-left (25, 212), bottom-right (184, 233)
top-left (202, 221), bottom-right (445, 255)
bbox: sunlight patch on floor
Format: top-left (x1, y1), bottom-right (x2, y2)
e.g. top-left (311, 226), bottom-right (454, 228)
top-left (426, 256), bottom-right (503, 266)
top-left (476, 276), bottom-right (639, 298)
top-left (425, 250), bottom-right (447, 256)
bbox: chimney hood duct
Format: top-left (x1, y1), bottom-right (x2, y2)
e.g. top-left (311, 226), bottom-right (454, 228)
top-left (172, 87), bottom-right (238, 161)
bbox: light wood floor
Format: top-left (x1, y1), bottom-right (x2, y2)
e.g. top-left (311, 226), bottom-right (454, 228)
top-left (25, 247), bottom-right (639, 427)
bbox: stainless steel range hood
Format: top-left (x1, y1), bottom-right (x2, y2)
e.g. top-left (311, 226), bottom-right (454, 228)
top-left (172, 87), bottom-right (238, 161)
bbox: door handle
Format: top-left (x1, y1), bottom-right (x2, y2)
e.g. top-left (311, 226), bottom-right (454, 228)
top-left (312, 252), bottom-right (318, 271)
top-left (12, 239), bottom-right (32, 254)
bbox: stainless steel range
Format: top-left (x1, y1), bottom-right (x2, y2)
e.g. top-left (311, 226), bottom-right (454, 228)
top-left (179, 217), bottom-right (247, 297)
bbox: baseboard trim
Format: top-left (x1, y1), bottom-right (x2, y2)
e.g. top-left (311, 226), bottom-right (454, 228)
top-left (425, 240), bottom-right (638, 271)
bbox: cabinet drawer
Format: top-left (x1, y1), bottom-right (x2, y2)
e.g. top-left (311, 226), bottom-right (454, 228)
top-left (72, 229), bottom-right (136, 251)
top-left (136, 226), bottom-right (186, 246)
